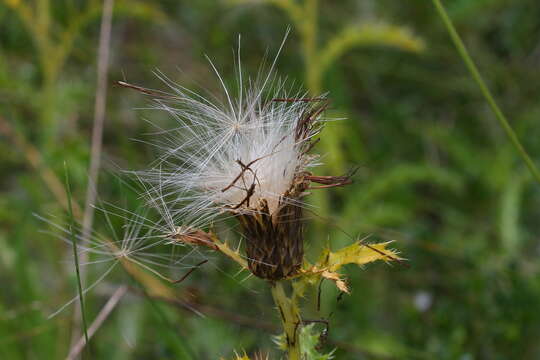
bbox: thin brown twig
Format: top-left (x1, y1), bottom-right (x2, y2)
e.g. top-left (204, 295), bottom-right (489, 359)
top-left (308, 183), bottom-right (351, 190)
top-left (173, 260), bottom-right (208, 284)
top-left (81, 0), bottom-right (114, 250)
top-left (232, 183), bottom-right (256, 209)
top-left (237, 159), bottom-right (262, 188)
top-left (221, 157), bottom-right (265, 192)
top-left (66, 286), bottom-right (128, 360)
top-left (297, 101), bottom-right (328, 140)
top-left (71, 0), bottom-right (115, 351)
top-left (305, 166), bottom-right (359, 189)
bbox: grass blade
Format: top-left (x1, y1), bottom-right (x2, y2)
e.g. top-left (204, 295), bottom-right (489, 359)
top-left (64, 162), bottom-right (90, 354)
top-left (431, 0), bottom-right (540, 185)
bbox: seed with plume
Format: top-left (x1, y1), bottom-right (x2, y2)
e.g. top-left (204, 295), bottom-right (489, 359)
top-left (128, 51), bottom-right (351, 280)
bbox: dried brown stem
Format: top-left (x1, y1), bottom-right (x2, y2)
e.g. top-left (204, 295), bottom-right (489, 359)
top-left (66, 285), bottom-right (128, 360)
top-left (71, 0), bottom-right (115, 351)
top-left (173, 260), bottom-right (208, 284)
top-left (305, 166), bottom-right (359, 189)
top-left (81, 0), bottom-right (114, 251)
top-left (221, 157), bottom-right (264, 192)
top-left (232, 182), bottom-right (256, 209)
top-left (171, 229), bottom-right (219, 250)
top-left (295, 102), bottom-right (327, 141)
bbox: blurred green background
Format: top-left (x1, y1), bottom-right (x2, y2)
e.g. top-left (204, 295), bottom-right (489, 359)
top-left (2, 0), bottom-right (540, 359)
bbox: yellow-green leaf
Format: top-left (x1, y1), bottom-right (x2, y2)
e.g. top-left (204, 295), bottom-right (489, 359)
top-left (321, 241), bottom-right (402, 272)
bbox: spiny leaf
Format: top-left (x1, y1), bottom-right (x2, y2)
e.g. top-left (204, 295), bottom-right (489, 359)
top-left (274, 324), bottom-right (334, 359)
top-left (297, 241), bottom-right (402, 293)
top-left (299, 323), bottom-right (335, 360)
top-left (321, 241), bottom-right (402, 272)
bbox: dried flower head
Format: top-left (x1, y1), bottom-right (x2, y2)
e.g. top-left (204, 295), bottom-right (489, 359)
top-left (125, 43), bottom-right (351, 280)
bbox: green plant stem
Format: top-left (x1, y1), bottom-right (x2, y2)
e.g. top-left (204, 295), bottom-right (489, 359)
top-left (270, 281), bottom-right (301, 360)
top-left (431, 0), bottom-right (540, 185)
top-left (64, 163), bottom-right (90, 352)
top-left (214, 240), bottom-right (248, 269)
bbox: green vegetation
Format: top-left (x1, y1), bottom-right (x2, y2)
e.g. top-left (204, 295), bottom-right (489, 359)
top-left (2, 0), bottom-right (540, 359)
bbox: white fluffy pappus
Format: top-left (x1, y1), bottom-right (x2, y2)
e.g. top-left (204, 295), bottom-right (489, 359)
top-left (35, 207), bottom-right (202, 317)
top-left (131, 40), bottom-right (326, 234)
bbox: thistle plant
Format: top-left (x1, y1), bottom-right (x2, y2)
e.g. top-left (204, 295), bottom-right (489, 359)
top-left (114, 38), bottom-right (402, 359)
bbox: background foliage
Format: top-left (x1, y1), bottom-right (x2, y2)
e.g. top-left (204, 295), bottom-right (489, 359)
top-left (2, 0), bottom-right (540, 359)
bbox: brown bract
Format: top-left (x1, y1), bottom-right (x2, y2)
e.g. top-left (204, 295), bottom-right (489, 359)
top-left (171, 228), bottom-right (219, 251)
top-left (236, 175), bottom-right (310, 280)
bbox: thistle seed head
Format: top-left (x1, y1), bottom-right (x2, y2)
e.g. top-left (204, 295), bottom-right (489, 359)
top-left (131, 43), bottom-right (350, 280)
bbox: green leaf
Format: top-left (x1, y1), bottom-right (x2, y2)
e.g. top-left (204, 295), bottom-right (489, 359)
top-left (299, 323), bottom-right (335, 360)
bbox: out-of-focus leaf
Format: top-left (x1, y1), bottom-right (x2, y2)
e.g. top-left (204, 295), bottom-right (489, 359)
top-left (318, 22), bottom-right (425, 75)
top-left (499, 174), bottom-right (525, 259)
top-left (115, 0), bottom-right (167, 23)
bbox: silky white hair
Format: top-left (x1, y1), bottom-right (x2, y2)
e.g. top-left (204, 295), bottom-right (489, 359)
top-left (135, 36), bottom-right (324, 233)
